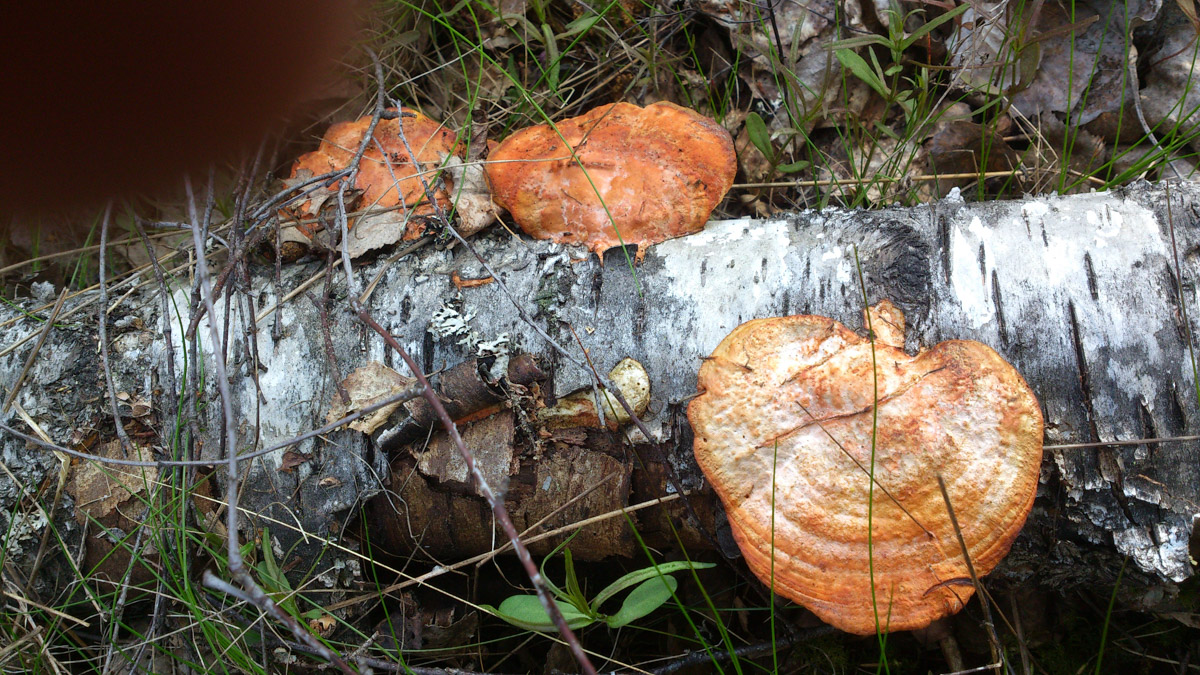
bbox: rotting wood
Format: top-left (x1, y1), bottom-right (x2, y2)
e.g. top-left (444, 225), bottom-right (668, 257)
top-left (1, 180), bottom-right (1198, 612)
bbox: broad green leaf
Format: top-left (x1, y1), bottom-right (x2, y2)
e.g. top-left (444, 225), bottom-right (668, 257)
top-left (257, 529), bottom-right (298, 616)
top-left (562, 15), bottom-right (601, 38)
top-left (606, 576), bottom-right (678, 628)
top-left (776, 160), bottom-right (810, 174)
top-left (900, 3), bottom-right (970, 50)
top-left (1011, 43), bottom-right (1042, 95)
top-left (744, 112), bottom-right (775, 163)
top-left (867, 49), bottom-right (888, 88)
top-left (563, 547), bottom-right (588, 609)
top-left (826, 35), bottom-right (891, 51)
top-left (591, 561), bottom-right (716, 611)
top-left (539, 533), bottom-right (580, 604)
top-left (541, 23), bottom-right (560, 93)
top-left (487, 596), bottom-right (595, 632)
top-left (835, 49), bottom-right (888, 99)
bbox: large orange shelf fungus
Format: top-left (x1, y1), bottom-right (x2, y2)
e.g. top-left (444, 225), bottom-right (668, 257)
top-left (687, 300), bottom-right (1044, 635)
top-left (281, 108), bottom-right (460, 254)
top-left (484, 101), bottom-right (737, 259)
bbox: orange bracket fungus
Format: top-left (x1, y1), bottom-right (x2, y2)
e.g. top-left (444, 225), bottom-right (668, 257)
top-left (280, 108), bottom-right (459, 258)
top-left (688, 300), bottom-right (1043, 635)
top-left (485, 101), bottom-right (736, 259)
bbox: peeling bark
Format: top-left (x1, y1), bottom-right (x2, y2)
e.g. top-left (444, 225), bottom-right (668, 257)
top-left (2, 181), bottom-right (1198, 609)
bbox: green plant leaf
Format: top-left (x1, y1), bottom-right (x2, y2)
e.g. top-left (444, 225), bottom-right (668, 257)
top-left (541, 23), bottom-right (561, 94)
top-left (486, 596), bottom-right (595, 632)
top-left (900, 3), bottom-right (970, 50)
top-left (539, 532), bottom-right (581, 605)
top-left (826, 35), bottom-right (891, 50)
top-left (562, 14), bottom-right (601, 38)
top-left (563, 546), bottom-right (588, 609)
top-left (606, 576), bottom-right (678, 628)
top-left (776, 160), bottom-right (810, 173)
top-left (257, 528), bottom-right (298, 617)
top-left (744, 112), bottom-right (775, 163)
top-left (835, 48), bottom-right (888, 99)
top-left (591, 561), bottom-right (716, 611)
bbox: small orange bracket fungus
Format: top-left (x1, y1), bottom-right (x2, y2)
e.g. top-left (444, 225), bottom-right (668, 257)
top-left (688, 300), bottom-right (1043, 635)
top-left (280, 108), bottom-right (459, 258)
top-left (485, 101), bottom-right (736, 260)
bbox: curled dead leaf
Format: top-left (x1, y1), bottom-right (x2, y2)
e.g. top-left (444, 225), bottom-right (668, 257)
top-left (325, 362), bottom-right (416, 434)
top-left (537, 357), bottom-right (650, 430)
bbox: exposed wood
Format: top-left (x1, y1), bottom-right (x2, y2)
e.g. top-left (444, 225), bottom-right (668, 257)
top-left (1, 181), bottom-right (1198, 610)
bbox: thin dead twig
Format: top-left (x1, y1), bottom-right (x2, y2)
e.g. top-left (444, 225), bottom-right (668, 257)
top-left (183, 175), bottom-right (356, 674)
top-left (307, 277), bottom-right (349, 405)
top-left (936, 474), bottom-right (1010, 675)
top-left (97, 202), bottom-right (133, 451)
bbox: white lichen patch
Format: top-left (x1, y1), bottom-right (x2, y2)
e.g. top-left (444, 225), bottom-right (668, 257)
top-left (429, 295), bottom-right (510, 380)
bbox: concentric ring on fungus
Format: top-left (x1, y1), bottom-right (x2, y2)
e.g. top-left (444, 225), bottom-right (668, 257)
top-left (687, 300), bottom-right (1044, 635)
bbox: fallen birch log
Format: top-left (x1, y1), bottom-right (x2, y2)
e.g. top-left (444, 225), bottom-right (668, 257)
top-left (0, 180), bottom-right (1197, 612)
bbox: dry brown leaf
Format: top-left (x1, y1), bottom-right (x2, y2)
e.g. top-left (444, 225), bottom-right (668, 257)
top-left (951, 1), bottom-right (1154, 125)
top-left (67, 441), bottom-right (158, 524)
top-left (536, 358), bottom-right (650, 430)
top-left (442, 154), bottom-right (498, 237)
top-left (279, 450), bottom-right (312, 473)
top-left (308, 614), bottom-right (337, 636)
top-left (325, 362), bottom-right (415, 434)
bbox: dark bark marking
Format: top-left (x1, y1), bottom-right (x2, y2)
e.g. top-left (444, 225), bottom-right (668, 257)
top-left (1068, 300), bottom-right (1101, 444)
top-left (1084, 253), bottom-right (1099, 301)
top-left (1102, 444), bottom-right (1140, 533)
top-left (1139, 398), bottom-right (1161, 457)
top-left (1169, 382), bottom-right (1189, 435)
top-left (633, 291), bottom-right (647, 352)
top-left (421, 330), bottom-right (434, 376)
top-left (590, 263), bottom-right (604, 311)
top-left (399, 294), bottom-right (412, 324)
top-left (1162, 263), bottom-right (1190, 344)
top-left (992, 269), bottom-right (1008, 349)
top-left (872, 220), bottom-right (931, 308)
top-left (938, 209), bottom-right (952, 286)
top-left (1071, 303), bottom-right (1137, 529)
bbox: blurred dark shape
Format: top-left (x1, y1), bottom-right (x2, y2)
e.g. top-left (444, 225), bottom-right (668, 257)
top-left (1, 2), bottom-right (358, 215)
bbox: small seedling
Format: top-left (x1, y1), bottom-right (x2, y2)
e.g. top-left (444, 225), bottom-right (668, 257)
top-left (745, 111), bottom-right (810, 175)
top-left (483, 534), bottom-right (715, 632)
